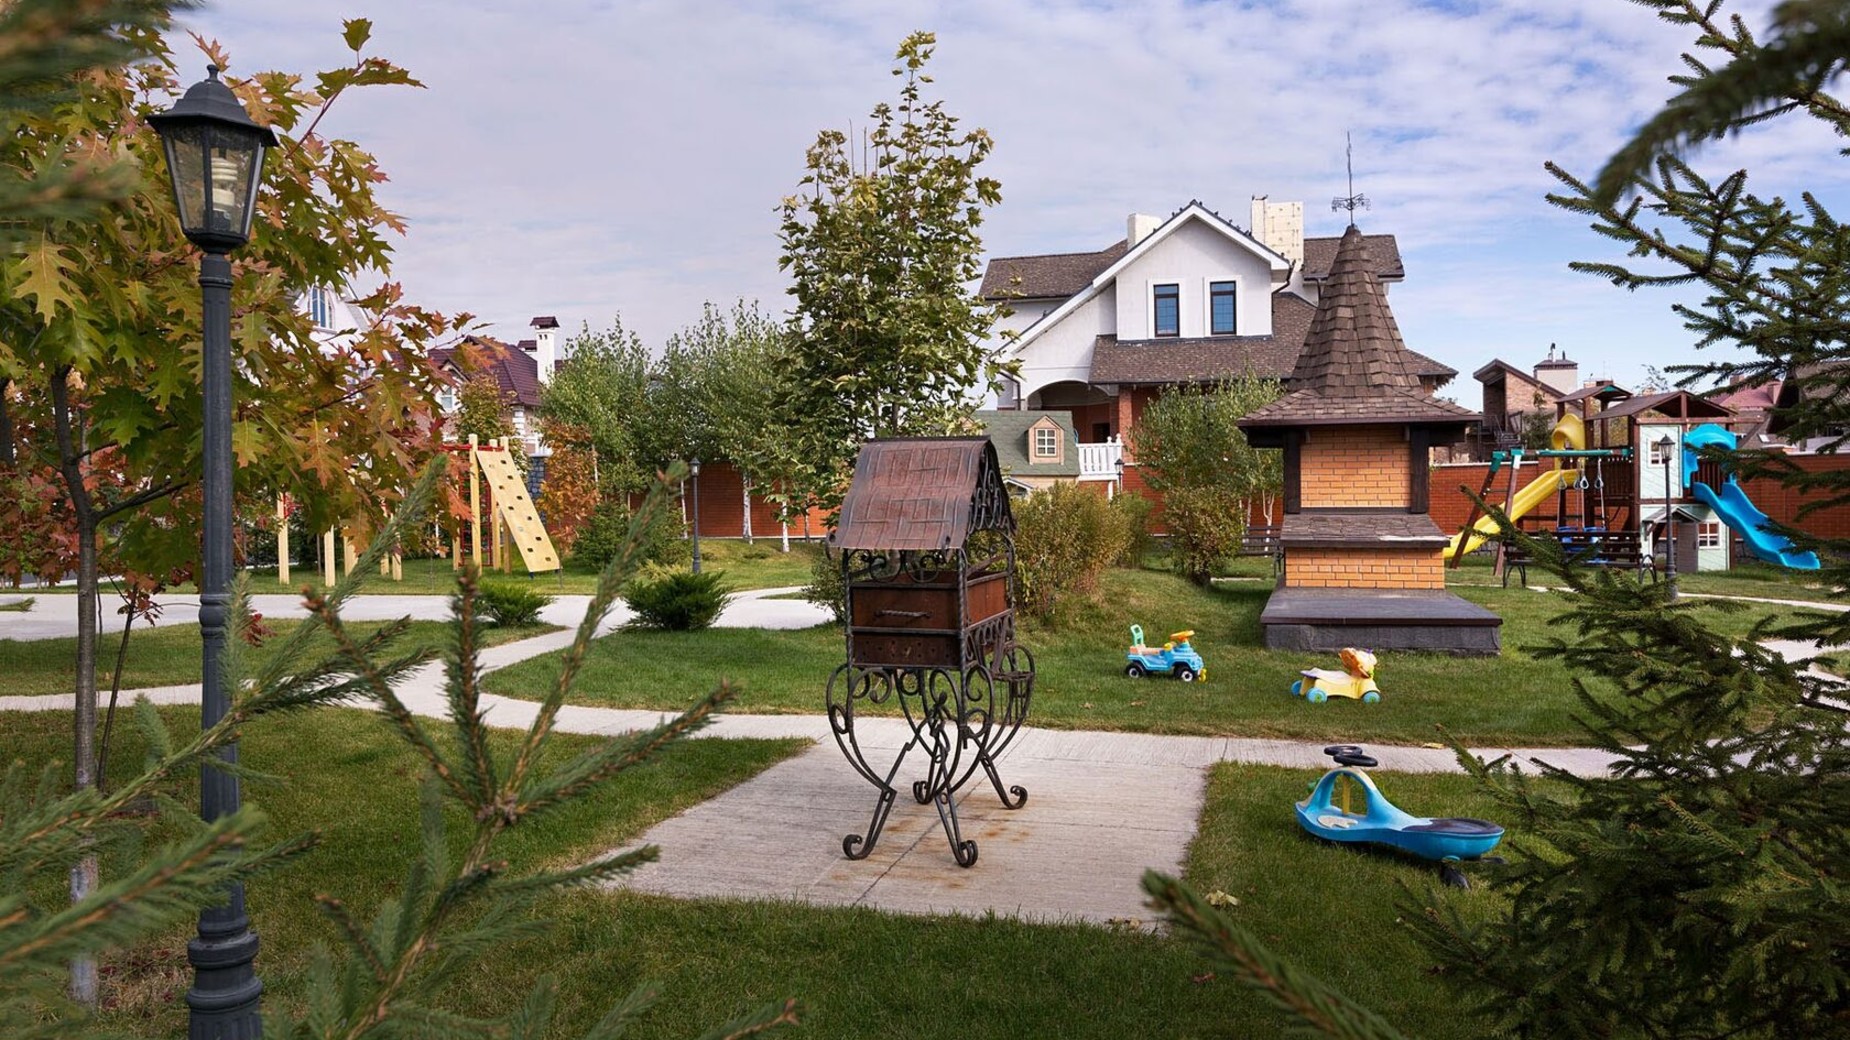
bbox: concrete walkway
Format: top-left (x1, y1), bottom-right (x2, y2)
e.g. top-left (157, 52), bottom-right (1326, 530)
top-left (0, 585), bottom-right (1830, 925)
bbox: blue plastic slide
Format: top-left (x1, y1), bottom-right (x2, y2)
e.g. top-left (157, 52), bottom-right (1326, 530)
top-left (1682, 424), bottom-right (1821, 570)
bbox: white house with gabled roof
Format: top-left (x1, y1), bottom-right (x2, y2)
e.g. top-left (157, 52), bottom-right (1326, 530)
top-left (979, 198), bottom-right (1452, 481)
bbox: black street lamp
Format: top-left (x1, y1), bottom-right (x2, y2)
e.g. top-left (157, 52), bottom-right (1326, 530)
top-left (1114, 454), bottom-right (1126, 501)
top-left (150, 65), bottom-right (278, 1040)
top-left (689, 458), bottom-right (703, 574)
top-left (1656, 434), bottom-right (1679, 602)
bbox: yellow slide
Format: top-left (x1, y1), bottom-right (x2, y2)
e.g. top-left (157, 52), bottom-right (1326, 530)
top-left (1444, 414), bottom-right (1585, 559)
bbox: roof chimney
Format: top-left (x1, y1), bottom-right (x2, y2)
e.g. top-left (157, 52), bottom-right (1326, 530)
top-left (1126, 213), bottom-right (1160, 247)
top-left (1532, 342), bottom-right (1579, 394)
top-left (1249, 196), bottom-right (1304, 264)
top-left (530, 316), bottom-right (559, 384)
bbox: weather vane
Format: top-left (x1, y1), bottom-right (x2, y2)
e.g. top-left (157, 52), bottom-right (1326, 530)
top-left (1331, 131), bottom-right (1369, 217)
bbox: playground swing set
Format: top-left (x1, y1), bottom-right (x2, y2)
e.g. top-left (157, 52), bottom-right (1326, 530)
top-left (1445, 403), bottom-right (1819, 573)
top-left (274, 434), bottom-right (562, 586)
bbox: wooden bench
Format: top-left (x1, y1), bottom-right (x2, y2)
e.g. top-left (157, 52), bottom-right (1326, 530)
top-left (1239, 524), bottom-right (1282, 575)
top-left (1503, 529), bottom-right (1650, 588)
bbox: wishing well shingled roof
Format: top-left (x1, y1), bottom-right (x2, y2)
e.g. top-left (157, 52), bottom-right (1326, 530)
top-left (829, 438), bottom-right (1012, 551)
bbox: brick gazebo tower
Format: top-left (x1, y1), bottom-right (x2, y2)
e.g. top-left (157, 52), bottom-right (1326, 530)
top-left (1240, 225), bottom-right (1501, 654)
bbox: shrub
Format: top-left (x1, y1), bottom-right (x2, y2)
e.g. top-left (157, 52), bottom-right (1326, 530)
top-left (1163, 485), bottom-right (1246, 586)
top-left (623, 567), bottom-right (732, 630)
top-left (1110, 492), bottom-right (1156, 569)
top-left (569, 500), bottom-right (691, 571)
top-left (476, 579), bottom-right (554, 627)
top-left (1014, 482), bottom-right (1130, 618)
top-left (802, 548), bottom-right (847, 624)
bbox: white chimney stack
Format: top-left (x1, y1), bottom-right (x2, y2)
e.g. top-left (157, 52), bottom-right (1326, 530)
top-left (1126, 212), bottom-right (1160, 247)
top-left (529, 315), bottom-right (559, 383)
top-left (1249, 196), bottom-right (1304, 265)
top-left (1533, 343), bottom-right (1579, 394)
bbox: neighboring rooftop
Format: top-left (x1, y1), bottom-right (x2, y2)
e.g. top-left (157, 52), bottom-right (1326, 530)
top-left (975, 410), bottom-right (1081, 479)
top-left (432, 335), bottom-right (542, 408)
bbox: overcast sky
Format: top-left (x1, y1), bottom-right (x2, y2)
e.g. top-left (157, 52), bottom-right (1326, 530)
top-left (180, 0), bottom-right (1842, 410)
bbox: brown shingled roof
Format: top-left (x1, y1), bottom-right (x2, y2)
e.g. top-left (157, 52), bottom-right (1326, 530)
top-left (431, 336), bottom-right (542, 409)
top-left (1303, 233), bottom-right (1403, 281)
top-left (1240, 226), bottom-right (1477, 428)
top-left (980, 241), bottom-right (1128, 300)
top-left (830, 438), bottom-right (1013, 551)
top-left (1088, 293), bottom-right (1453, 387)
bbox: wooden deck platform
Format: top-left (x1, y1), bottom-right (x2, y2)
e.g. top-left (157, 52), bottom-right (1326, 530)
top-left (1259, 588), bottom-right (1502, 655)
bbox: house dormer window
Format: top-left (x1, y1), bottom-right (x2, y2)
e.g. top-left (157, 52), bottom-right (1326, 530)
top-left (1210, 280), bottom-right (1237, 335)
top-left (307, 286), bottom-right (333, 330)
top-left (1033, 426), bottom-right (1058, 458)
top-left (1153, 283), bottom-right (1180, 338)
top-left (1028, 416), bottom-right (1064, 463)
top-left (437, 381), bottom-right (457, 414)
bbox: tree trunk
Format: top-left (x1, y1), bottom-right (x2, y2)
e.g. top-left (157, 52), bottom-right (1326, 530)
top-left (0, 381), bottom-right (14, 465)
top-left (51, 369), bottom-right (99, 1007)
top-left (741, 472), bottom-right (753, 544)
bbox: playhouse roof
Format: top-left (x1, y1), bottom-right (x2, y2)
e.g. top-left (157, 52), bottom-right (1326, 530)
top-left (830, 438), bottom-right (1013, 551)
top-left (1240, 225), bottom-right (1477, 428)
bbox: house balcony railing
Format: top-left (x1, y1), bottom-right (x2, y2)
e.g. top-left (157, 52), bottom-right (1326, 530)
top-left (1077, 437), bottom-right (1123, 480)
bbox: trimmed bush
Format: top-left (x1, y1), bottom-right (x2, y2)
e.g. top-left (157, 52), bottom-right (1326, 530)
top-left (801, 549), bottom-right (846, 624)
top-left (568, 500), bottom-right (691, 571)
top-left (1162, 485), bottom-right (1246, 586)
top-left (1110, 491), bottom-right (1156, 569)
top-left (1014, 482), bottom-right (1131, 618)
top-left (477, 580), bottom-right (554, 627)
top-left (623, 568), bottom-right (732, 631)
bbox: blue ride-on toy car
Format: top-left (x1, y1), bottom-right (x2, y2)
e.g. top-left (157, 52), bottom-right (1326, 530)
top-left (1124, 625), bottom-right (1206, 682)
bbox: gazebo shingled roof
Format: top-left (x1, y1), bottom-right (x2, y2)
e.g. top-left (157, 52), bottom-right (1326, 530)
top-left (1240, 225), bottom-right (1477, 428)
top-left (829, 438), bottom-right (1011, 551)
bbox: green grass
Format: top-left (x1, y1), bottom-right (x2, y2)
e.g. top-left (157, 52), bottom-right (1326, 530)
top-left (3, 705), bottom-right (807, 1037)
top-left (484, 567), bottom-right (1827, 746)
top-left (7, 702), bottom-right (1524, 1039)
top-left (0, 619), bottom-right (559, 697)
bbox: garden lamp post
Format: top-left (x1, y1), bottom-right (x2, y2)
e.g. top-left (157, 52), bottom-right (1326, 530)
top-left (1656, 434), bottom-right (1679, 602)
top-left (689, 458), bottom-right (703, 574)
top-left (149, 65), bottom-right (277, 1040)
top-left (1114, 454), bottom-right (1126, 501)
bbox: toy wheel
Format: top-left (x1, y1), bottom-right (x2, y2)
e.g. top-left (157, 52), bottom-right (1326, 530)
top-left (1175, 665), bottom-right (1197, 683)
top-left (1362, 691), bottom-right (1381, 704)
top-left (1440, 864), bottom-right (1471, 890)
top-left (1307, 689), bottom-right (1328, 704)
top-left (1323, 745), bottom-right (1363, 758)
top-left (1125, 662), bottom-right (1146, 679)
top-left (1291, 680), bottom-right (1303, 696)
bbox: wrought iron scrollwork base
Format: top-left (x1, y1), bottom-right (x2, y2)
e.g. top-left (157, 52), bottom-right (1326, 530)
top-left (826, 650), bottom-right (1035, 868)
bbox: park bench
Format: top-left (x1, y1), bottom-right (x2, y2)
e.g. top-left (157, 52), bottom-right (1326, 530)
top-left (1502, 528), bottom-right (1649, 588)
top-left (1239, 524), bottom-right (1282, 575)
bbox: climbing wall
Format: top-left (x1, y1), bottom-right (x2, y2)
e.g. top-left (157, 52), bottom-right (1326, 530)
top-left (474, 447), bottom-right (562, 574)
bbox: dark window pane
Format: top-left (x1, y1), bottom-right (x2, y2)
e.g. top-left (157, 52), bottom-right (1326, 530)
top-left (1210, 281), bottom-right (1236, 335)
top-left (1154, 283), bottom-right (1179, 337)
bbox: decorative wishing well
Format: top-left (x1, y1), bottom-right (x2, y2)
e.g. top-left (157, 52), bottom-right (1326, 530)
top-left (824, 438), bottom-right (1035, 867)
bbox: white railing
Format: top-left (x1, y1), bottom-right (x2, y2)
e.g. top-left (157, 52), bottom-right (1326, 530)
top-left (1077, 436), bottom-right (1123, 480)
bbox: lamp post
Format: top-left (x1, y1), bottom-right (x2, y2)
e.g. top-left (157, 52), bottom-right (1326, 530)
top-left (689, 458), bottom-right (703, 574)
top-left (1113, 454), bottom-right (1126, 501)
top-left (150, 65), bottom-right (277, 1040)
top-left (1656, 434), bottom-right (1679, 602)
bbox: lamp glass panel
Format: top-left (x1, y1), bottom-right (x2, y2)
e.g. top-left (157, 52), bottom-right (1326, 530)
top-left (204, 127), bottom-right (257, 239)
top-left (161, 123), bottom-right (208, 233)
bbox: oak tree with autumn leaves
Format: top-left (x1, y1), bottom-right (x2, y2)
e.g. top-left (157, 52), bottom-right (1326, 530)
top-left (0, 10), bottom-right (459, 904)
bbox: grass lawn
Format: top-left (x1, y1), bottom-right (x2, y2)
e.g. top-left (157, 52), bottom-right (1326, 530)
top-left (6, 702), bottom-right (1523, 1039)
top-left (3, 705), bottom-right (808, 1038)
top-left (484, 567), bottom-right (1832, 746)
top-left (0, 619), bottom-right (559, 697)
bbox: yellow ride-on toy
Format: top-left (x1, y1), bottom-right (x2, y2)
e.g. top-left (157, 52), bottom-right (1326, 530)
top-left (1290, 647), bottom-right (1381, 704)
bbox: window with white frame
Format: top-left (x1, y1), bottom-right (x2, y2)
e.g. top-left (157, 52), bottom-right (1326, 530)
top-left (307, 286), bottom-right (334, 329)
top-left (437, 383), bottom-right (457, 413)
top-left (1209, 280), bottom-right (1237, 335)
top-left (1033, 425), bottom-right (1059, 458)
top-left (1697, 520), bottom-right (1723, 548)
top-left (1647, 437), bottom-right (1676, 466)
top-left (1153, 283), bottom-right (1180, 338)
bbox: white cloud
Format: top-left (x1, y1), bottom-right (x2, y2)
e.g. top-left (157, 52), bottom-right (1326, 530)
top-left (181, 0), bottom-right (1841, 408)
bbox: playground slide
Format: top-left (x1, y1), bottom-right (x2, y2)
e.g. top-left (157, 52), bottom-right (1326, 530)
top-left (1680, 422), bottom-right (1820, 571)
top-left (1689, 478), bottom-right (1821, 571)
top-left (1445, 469), bottom-right (1566, 559)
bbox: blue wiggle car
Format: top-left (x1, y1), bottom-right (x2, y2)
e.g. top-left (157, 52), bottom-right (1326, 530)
top-left (1296, 745), bottom-right (1504, 887)
top-left (1124, 625), bottom-right (1206, 682)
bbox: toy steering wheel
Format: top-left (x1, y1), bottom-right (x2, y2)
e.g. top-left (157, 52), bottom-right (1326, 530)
top-left (1169, 630), bottom-right (1195, 643)
top-left (1322, 744), bottom-right (1378, 768)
